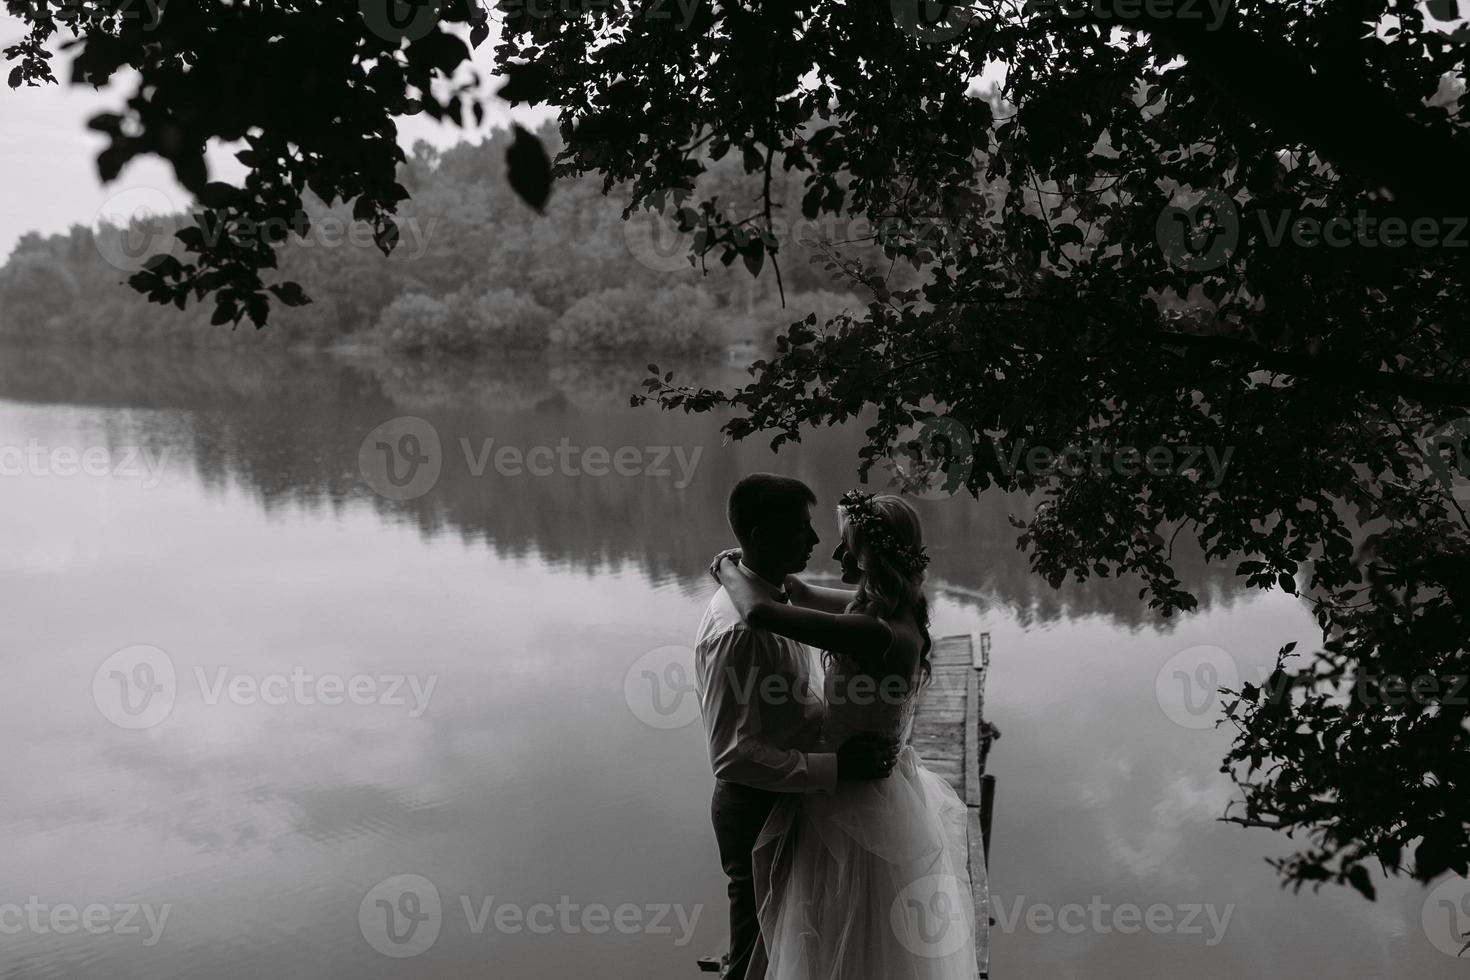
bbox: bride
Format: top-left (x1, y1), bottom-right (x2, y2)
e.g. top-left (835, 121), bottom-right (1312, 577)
top-left (711, 490), bottom-right (978, 980)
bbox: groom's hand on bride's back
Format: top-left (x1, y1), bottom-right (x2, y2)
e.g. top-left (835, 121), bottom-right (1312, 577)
top-left (836, 732), bottom-right (901, 781)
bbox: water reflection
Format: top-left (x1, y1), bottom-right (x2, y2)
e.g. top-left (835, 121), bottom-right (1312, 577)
top-left (0, 343), bottom-right (1457, 980)
top-left (0, 344), bottom-right (1241, 628)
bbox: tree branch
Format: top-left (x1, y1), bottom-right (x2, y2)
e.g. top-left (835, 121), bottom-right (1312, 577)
top-left (1115, 13), bottom-right (1470, 215)
top-left (1148, 329), bottom-right (1470, 408)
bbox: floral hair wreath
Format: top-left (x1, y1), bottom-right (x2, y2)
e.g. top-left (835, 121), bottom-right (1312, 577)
top-left (838, 490), bottom-right (931, 577)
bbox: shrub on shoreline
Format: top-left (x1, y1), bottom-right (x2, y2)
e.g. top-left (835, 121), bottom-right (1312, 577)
top-left (369, 288), bottom-right (556, 356)
top-left (550, 284), bottom-right (720, 356)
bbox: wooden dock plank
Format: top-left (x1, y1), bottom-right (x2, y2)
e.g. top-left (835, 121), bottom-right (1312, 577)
top-left (964, 659), bottom-right (981, 806)
top-left (911, 631), bottom-right (994, 979)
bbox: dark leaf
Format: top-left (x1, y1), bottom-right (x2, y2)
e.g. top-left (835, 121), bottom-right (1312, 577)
top-left (497, 62), bottom-right (553, 105)
top-left (374, 218), bottom-right (400, 255)
top-left (506, 124), bottom-right (552, 212)
top-left (268, 281), bottom-right (311, 307)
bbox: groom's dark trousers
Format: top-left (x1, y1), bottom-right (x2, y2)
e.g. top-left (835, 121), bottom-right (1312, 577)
top-left (712, 779), bottom-right (779, 980)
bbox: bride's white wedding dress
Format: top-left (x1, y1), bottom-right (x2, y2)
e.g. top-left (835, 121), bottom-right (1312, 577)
top-left (752, 646), bottom-right (979, 980)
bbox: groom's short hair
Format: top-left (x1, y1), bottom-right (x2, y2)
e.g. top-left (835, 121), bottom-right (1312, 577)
top-left (727, 473), bottom-right (817, 545)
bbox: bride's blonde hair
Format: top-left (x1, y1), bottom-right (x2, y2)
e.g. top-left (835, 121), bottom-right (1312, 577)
top-left (836, 493), bottom-right (933, 685)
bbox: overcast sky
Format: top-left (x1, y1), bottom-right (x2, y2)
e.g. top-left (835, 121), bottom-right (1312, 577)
top-left (0, 11), bottom-right (547, 260)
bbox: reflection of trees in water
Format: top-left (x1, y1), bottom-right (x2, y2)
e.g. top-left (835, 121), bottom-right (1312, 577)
top-left (342, 352), bottom-right (706, 414)
top-left (0, 345), bottom-right (1245, 626)
top-left (340, 351), bottom-right (565, 412)
top-left (922, 523), bottom-right (1244, 630)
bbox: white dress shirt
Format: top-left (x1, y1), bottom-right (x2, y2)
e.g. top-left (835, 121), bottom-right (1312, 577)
top-left (694, 564), bottom-right (837, 794)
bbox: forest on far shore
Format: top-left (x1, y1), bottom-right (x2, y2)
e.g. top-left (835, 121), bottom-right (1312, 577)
top-left (0, 121), bottom-right (891, 358)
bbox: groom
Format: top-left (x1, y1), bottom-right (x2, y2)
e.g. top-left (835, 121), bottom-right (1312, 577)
top-left (695, 473), bottom-right (900, 980)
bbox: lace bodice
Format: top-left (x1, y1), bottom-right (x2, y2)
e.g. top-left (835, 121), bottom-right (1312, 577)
top-left (818, 650), bottom-right (921, 749)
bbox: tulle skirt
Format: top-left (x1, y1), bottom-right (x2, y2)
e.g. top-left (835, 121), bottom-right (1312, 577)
top-left (751, 745), bottom-right (979, 980)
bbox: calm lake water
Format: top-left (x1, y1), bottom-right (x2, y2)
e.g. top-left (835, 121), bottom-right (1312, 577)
top-left (0, 343), bottom-right (1463, 979)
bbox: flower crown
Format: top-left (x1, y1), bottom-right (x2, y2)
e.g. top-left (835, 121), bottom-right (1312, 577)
top-left (838, 490), bottom-right (930, 577)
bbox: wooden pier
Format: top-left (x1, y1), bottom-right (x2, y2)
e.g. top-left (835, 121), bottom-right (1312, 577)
top-left (909, 631), bottom-right (997, 979)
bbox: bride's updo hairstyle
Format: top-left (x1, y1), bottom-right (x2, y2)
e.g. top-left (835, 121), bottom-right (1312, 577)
top-left (837, 491), bottom-right (933, 684)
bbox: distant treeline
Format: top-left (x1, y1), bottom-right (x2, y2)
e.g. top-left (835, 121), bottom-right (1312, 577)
top-left (0, 122), bottom-right (890, 356)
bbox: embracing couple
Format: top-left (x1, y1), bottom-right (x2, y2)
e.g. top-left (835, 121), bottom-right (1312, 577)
top-left (694, 474), bottom-right (977, 980)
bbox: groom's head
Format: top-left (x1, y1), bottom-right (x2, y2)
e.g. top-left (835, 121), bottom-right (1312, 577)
top-left (728, 473), bottom-right (820, 576)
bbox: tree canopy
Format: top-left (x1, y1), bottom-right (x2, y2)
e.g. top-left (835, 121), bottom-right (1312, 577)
top-left (8, 0), bottom-right (1470, 900)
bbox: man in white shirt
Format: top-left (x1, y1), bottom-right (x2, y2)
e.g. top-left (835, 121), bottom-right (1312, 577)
top-left (695, 473), bottom-right (900, 980)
